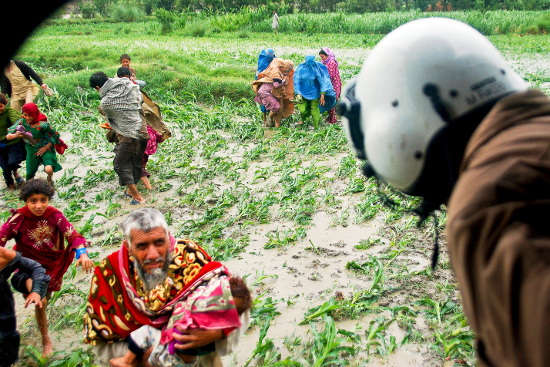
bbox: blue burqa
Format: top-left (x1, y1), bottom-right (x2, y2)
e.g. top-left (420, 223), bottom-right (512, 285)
top-left (256, 48), bottom-right (276, 113)
top-left (256, 48), bottom-right (276, 78)
top-left (293, 55), bottom-right (336, 113)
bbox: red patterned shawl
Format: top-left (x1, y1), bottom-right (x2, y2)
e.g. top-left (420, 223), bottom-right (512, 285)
top-left (83, 238), bottom-right (224, 344)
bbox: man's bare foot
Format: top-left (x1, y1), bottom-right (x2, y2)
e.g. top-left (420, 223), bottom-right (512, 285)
top-left (42, 336), bottom-right (53, 357)
top-left (110, 352), bottom-right (137, 367)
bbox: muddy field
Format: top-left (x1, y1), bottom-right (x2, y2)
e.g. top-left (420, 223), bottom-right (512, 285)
top-left (5, 31), bottom-right (550, 367)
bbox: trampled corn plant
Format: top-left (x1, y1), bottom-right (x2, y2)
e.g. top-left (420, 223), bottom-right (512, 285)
top-left (415, 296), bottom-right (457, 325)
top-left (430, 325), bottom-right (475, 363)
top-left (264, 226), bottom-right (307, 249)
top-left (365, 316), bottom-right (397, 356)
top-left (23, 345), bottom-right (62, 367)
top-left (48, 347), bottom-right (99, 367)
top-left (243, 314), bottom-right (282, 367)
top-left (300, 316), bottom-right (356, 367)
top-left (48, 263), bottom-right (91, 331)
top-left (249, 294), bottom-right (282, 328)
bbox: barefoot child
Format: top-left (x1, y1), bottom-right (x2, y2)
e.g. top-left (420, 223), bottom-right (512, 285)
top-left (0, 178), bottom-right (93, 357)
top-left (6, 103), bottom-right (62, 183)
top-left (0, 246), bottom-right (50, 366)
top-left (110, 276), bottom-right (252, 367)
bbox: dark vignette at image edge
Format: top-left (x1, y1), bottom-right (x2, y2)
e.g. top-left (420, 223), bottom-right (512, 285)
top-left (3, 1), bottom-right (69, 69)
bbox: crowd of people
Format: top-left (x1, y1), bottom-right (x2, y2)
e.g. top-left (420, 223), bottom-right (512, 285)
top-left (0, 52), bottom-right (253, 367)
top-left (252, 47), bottom-right (342, 128)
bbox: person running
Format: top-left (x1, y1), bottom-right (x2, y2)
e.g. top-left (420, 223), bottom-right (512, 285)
top-left (89, 71), bottom-right (149, 205)
top-left (1, 60), bottom-right (51, 112)
top-left (6, 103), bottom-right (62, 184)
top-left (0, 93), bottom-right (24, 189)
top-left (0, 178), bottom-right (93, 357)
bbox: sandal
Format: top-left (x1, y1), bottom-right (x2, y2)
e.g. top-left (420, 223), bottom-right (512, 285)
top-left (130, 199), bottom-right (141, 205)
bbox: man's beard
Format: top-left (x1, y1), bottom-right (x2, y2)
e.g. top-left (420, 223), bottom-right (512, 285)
top-left (133, 251), bottom-right (172, 293)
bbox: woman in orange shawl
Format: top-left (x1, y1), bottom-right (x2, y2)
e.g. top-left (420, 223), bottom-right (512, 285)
top-left (252, 58), bottom-right (294, 127)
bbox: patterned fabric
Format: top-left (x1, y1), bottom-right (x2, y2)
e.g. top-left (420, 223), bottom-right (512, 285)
top-left (0, 206), bottom-right (85, 291)
top-left (145, 125), bottom-right (163, 156)
top-left (8, 111), bottom-right (60, 149)
top-left (321, 48), bottom-right (341, 124)
top-left (83, 238), bottom-right (224, 345)
top-left (99, 78), bottom-right (144, 140)
top-left (252, 58), bottom-right (295, 120)
top-left (129, 272), bottom-right (240, 366)
top-left (131, 326), bottom-right (195, 367)
top-left (162, 273), bottom-right (240, 354)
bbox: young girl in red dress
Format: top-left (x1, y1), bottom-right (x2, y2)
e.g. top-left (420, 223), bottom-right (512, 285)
top-left (0, 178), bottom-right (93, 357)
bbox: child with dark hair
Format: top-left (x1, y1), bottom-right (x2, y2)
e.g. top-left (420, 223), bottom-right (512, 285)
top-left (117, 67), bottom-right (132, 79)
top-left (110, 275), bottom-right (252, 367)
top-left (118, 54), bottom-right (146, 89)
top-left (0, 178), bottom-right (93, 357)
top-left (0, 93), bottom-right (24, 189)
top-left (0, 246), bottom-right (50, 366)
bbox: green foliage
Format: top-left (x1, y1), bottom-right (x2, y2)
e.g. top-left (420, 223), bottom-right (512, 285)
top-left (185, 19), bottom-right (211, 36)
top-left (77, 0), bottom-right (97, 19)
top-left (109, 1), bottom-right (145, 22)
top-left (154, 8), bottom-right (178, 33)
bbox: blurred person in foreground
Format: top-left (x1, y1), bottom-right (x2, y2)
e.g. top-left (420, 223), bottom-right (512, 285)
top-left (339, 17), bottom-right (550, 367)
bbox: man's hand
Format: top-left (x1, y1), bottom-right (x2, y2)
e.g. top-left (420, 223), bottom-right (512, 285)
top-left (320, 94), bottom-right (326, 106)
top-left (172, 327), bottom-right (224, 351)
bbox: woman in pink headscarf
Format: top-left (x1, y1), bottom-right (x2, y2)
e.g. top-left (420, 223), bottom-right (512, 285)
top-left (319, 47), bottom-right (341, 124)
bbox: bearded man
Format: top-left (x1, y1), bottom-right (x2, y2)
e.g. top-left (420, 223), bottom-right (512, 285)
top-left (83, 208), bottom-right (249, 366)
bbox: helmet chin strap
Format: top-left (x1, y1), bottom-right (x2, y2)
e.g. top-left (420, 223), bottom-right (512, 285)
top-left (370, 176), bottom-right (442, 270)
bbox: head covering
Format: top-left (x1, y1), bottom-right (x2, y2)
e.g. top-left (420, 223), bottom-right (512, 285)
top-left (256, 48), bottom-right (276, 78)
top-left (293, 55), bottom-right (336, 113)
top-left (253, 58), bottom-right (294, 97)
top-left (21, 103), bottom-right (47, 123)
top-left (321, 47), bottom-right (338, 67)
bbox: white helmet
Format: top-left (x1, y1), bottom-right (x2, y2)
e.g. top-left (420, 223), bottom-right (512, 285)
top-left (339, 18), bottom-right (527, 204)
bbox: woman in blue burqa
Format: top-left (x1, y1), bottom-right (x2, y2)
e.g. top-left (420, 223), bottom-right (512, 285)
top-left (293, 55), bottom-right (336, 129)
top-left (255, 48), bottom-right (276, 124)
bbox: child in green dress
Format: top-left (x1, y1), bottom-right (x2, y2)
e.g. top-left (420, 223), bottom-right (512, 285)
top-left (6, 103), bottom-right (62, 183)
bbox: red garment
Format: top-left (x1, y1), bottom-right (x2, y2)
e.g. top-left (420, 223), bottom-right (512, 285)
top-left (144, 125), bottom-right (163, 156)
top-left (325, 59), bottom-right (341, 124)
top-left (84, 239), bottom-right (225, 344)
top-left (21, 103), bottom-right (47, 123)
top-left (0, 206), bottom-right (86, 291)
